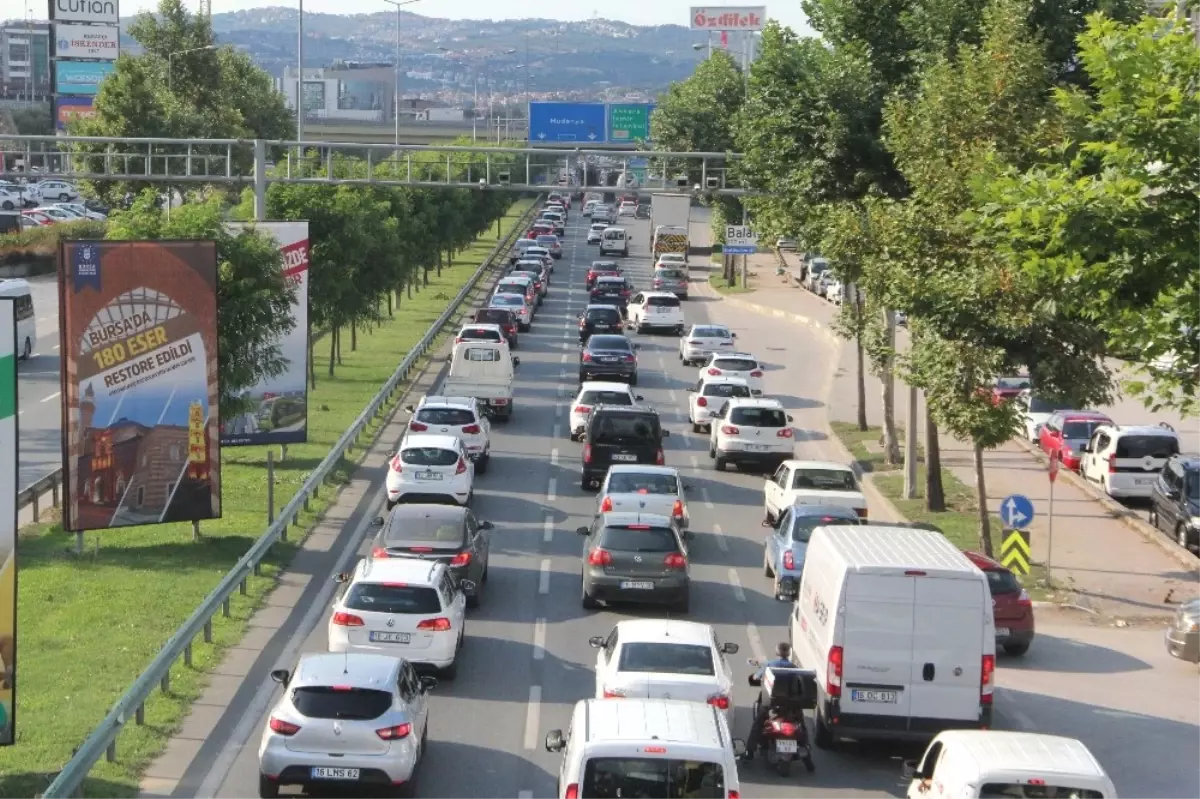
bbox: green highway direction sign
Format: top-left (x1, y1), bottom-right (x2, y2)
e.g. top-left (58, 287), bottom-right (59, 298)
top-left (608, 103), bottom-right (655, 142)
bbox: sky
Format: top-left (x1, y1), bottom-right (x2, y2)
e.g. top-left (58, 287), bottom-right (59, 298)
top-left (85, 0), bottom-right (813, 38)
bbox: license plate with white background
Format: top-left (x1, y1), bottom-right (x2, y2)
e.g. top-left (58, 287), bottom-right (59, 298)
top-left (745, 444), bottom-right (768, 452)
top-left (312, 767), bottom-right (359, 780)
top-left (775, 740), bottom-right (798, 754)
top-left (370, 631), bottom-right (411, 644)
top-left (612, 454), bottom-right (637, 462)
top-left (851, 689), bottom-right (898, 704)
top-left (621, 581), bottom-right (654, 590)
top-left (417, 471), bottom-right (443, 481)
top-left (996, 628), bottom-right (1011, 637)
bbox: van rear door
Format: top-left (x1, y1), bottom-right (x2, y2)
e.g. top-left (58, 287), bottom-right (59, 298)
top-left (908, 576), bottom-right (987, 727)
top-left (841, 574), bottom-right (914, 723)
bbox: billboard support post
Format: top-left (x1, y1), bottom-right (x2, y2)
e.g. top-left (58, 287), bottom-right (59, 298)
top-left (267, 449), bottom-right (275, 524)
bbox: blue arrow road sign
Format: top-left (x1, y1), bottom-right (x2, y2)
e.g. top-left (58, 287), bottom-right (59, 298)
top-left (999, 494), bottom-right (1034, 530)
top-left (528, 102), bottom-right (607, 143)
top-left (723, 245), bottom-right (758, 255)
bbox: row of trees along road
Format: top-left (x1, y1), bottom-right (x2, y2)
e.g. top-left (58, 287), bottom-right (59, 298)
top-left (650, 0), bottom-right (1199, 556)
top-left (64, 0), bottom-right (519, 423)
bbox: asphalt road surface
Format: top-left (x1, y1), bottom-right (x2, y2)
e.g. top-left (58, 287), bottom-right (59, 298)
top-left (17, 275), bottom-right (63, 491)
top-left (169, 209), bottom-right (1198, 799)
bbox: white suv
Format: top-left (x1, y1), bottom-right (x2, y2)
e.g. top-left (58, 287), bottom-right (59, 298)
top-left (403, 396), bottom-right (492, 471)
top-left (709, 398), bottom-right (794, 473)
top-left (569, 381), bottom-right (642, 440)
top-left (1080, 423), bottom-right (1181, 499)
top-left (385, 433), bottom-right (474, 509)
top-left (36, 179), bottom-right (78, 201)
top-left (627, 291), bottom-right (685, 335)
top-left (328, 556), bottom-right (471, 677)
top-left (688, 375), bottom-right (752, 433)
top-left (696, 353), bottom-right (764, 396)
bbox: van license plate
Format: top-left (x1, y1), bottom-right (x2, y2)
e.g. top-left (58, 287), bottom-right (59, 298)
top-left (369, 631), bottom-right (412, 643)
top-left (621, 581), bottom-right (654, 590)
top-left (851, 689), bottom-right (898, 704)
top-left (775, 740), bottom-right (798, 754)
top-left (612, 454), bottom-right (638, 462)
top-left (311, 767), bottom-right (360, 780)
top-left (995, 628), bottom-right (1011, 637)
top-left (1135, 478), bottom-right (1154, 485)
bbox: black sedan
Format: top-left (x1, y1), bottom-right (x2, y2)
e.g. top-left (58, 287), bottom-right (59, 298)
top-left (579, 334), bottom-right (639, 385)
top-left (579, 304), bottom-right (624, 344)
top-left (589, 276), bottom-right (632, 313)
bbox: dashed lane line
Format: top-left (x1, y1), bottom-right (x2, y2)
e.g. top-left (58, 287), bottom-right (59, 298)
top-left (727, 568), bottom-right (746, 602)
top-left (550, 448), bottom-right (559, 466)
top-left (546, 477), bottom-right (557, 502)
top-left (543, 514), bottom-right (554, 543)
top-left (700, 487), bottom-right (714, 509)
top-left (552, 423), bottom-right (561, 439)
top-left (533, 618), bottom-right (547, 661)
top-left (538, 559), bottom-right (551, 594)
top-left (40, 391), bottom-right (60, 403)
top-left (523, 686), bottom-right (542, 751)
top-left (745, 622), bottom-right (768, 662)
top-left (713, 522), bottom-right (729, 553)
top-left (690, 455), bottom-right (699, 469)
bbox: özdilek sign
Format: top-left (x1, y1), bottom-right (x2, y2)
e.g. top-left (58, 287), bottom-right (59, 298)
top-left (51, 0), bottom-right (119, 25)
top-left (690, 6), bottom-right (766, 31)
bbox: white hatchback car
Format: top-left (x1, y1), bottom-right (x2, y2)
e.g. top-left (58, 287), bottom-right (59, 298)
top-left (709, 398), bottom-right (794, 473)
top-left (328, 556), bottom-right (471, 676)
top-left (688, 375), bottom-right (752, 433)
top-left (587, 223), bottom-right (607, 244)
top-left (489, 292), bottom-right (532, 331)
top-left (679, 324), bottom-right (737, 366)
top-left (696, 353), bottom-right (765, 396)
top-left (597, 465), bottom-right (691, 533)
top-left (588, 619), bottom-right (739, 731)
top-left (403, 396), bottom-right (492, 471)
top-left (627, 291), bottom-right (685, 335)
top-left (1080, 424), bottom-right (1182, 499)
top-left (258, 652), bottom-right (434, 799)
top-left (385, 433), bottom-right (474, 509)
top-left (569, 381), bottom-right (643, 440)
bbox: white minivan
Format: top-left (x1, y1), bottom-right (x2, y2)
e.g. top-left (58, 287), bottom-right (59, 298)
top-left (904, 730), bottom-right (1117, 798)
top-left (789, 525), bottom-right (996, 749)
top-left (599, 227), bottom-right (629, 256)
top-left (545, 698), bottom-right (743, 799)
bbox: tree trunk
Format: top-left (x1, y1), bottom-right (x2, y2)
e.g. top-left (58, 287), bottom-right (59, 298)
top-left (446, 248), bottom-right (453, 268)
top-left (854, 297), bottom-right (868, 431)
top-left (436, 250), bottom-right (443, 277)
top-left (327, 326), bottom-right (337, 377)
top-left (880, 310), bottom-right (901, 465)
top-left (423, 266), bottom-right (430, 287)
top-left (925, 404), bottom-right (945, 511)
top-left (351, 321), bottom-right (358, 351)
top-left (387, 291), bottom-right (393, 316)
top-left (308, 321), bottom-right (316, 390)
top-left (407, 277), bottom-right (413, 300)
top-left (973, 441), bottom-right (994, 557)
top-left (336, 326), bottom-right (343, 366)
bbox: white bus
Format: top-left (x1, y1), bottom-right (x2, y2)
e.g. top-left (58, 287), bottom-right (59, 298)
top-left (0, 279), bottom-right (36, 359)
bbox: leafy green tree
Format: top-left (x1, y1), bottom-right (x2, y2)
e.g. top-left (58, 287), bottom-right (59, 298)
top-left (104, 190), bottom-right (296, 421)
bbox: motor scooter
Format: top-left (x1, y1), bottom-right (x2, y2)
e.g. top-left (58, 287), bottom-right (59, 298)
top-left (745, 658), bottom-right (817, 776)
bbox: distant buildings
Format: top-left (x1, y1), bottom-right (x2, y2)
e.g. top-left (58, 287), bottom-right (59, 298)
top-left (278, 63), bottom-right (470, 123)
top-left (0, 21), bottom-right (51, 103)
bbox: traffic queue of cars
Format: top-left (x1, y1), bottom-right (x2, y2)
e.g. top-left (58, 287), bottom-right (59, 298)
top-left (256, 197), bottom-right (1118, 799)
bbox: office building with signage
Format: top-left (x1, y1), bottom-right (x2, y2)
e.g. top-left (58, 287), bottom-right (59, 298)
top-left (0, 22), bottom-right (52, 102)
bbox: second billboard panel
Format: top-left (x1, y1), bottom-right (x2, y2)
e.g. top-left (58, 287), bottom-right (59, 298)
top-left (220, 222), bottom-right (311, 447)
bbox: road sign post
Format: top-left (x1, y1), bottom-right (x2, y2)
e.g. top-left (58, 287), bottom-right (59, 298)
top-left (1047, 451), bottom-right (1059, 578)
top-left (1000, 529), bottom-right (1032, 575)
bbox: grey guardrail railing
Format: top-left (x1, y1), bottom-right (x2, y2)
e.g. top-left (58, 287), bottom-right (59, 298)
top-left (41, 196), bottom-right (542, 799)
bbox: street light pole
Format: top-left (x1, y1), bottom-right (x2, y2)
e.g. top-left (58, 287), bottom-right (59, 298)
top-left (383, 0), bottom-right (424, 147)
top-left (297, 0), bottom-right (304, 145)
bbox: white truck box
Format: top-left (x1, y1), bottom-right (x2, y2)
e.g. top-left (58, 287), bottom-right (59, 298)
top-left (440, 341), bottom-right (518, 421)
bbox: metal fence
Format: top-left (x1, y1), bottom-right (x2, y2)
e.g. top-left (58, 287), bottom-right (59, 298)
top-left (38, 197), bottom-right (543, 798)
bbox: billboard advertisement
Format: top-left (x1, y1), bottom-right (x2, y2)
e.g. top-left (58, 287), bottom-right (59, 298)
top-left (50, 0), bottom-right (120, 25)
top-left (54, 23), bottom-right (120, 60)
top-left (54, 60), bottom-right (115, 96)
top-left (58, 241), bottom-right (221, 532)
top-left (0, 300), bottom-right (16, 746)
top-left (55, 96), bottom-right (97, 130)
top-left (221, 222), bottom-right (310, 447)
top-left (690, 6), bottom-right (767, 30)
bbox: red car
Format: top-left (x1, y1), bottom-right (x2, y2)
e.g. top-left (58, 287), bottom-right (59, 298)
top-left (21, 210), bottom-right (55, 226)
top-left (1038, 410), bottom-right (1112, 471)
top-left (991, 375), bottom-right (1031, 405)
top-left (586, 264), bottom-right (622, 290)
top-left (527, 223), bottom-right (553, 240)
top-left (964, 551), bottom-right (1035, 656)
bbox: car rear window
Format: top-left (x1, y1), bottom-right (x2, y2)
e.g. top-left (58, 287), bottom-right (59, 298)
top-left (730, 407), bottom-right (787, 427)
top-left (604, 230), bottom-right (625, 240)
top-left (983, 569), bottom-right (1022, 595)
top-left (492, 295), bottom-right (522, 307)
top-left (979, 784), bottom-right (1102, 798)
top-left (401, 447), bottom-right (459, 467)
top-left (580, 390), bottom-right (633, 406)
top-left (656, 269), bottom-right (686, 280)
top-left (995, 377), bottom-right (1031, 391)
top-left (788, 515), bottom-right (859, 543)
top-left (592, 262), bottom-right (618, 270)
top-left (595, 279), bottom-right (626, 290)
top-left (475, 310), bottom-right (513, 325)
top-left (702, 383), bottom-right (751, 398)
top-left (382, 516), bottom-right (463, 545)
top-left (537, 236), bottom-right (558, 246)
top-left (585, 308), bottom-right (622, 323)
top-left (607, 472), bottom-right (676, 494)
top-left (291, 686), bottom-right (394, 721)
top-left (647, 295), bottom-right (680, 308)
top-left (791, 468), bottom-right (858, 491)
top-left (344, 582), bottom-right (442, 614)
top-left (692, 326), bottom-right (730, 338)
top-left (715, 357), bottom-right (758, 371)
top-left (591, 224), bottom-right (606, 231)
top-left (588, 336), bottom-right (633, 352)
top-left (1115, 434), bottom-right (1179, 459)
top-left (461, 327), bottom-right (502, 341)
top-left (583, 759), bottom-right (725, 799)
top-left (600, 526), bottom-right (678, 552)
top-left (618, 643), bottom-right (715, 676)
top-left (416, 408), bottom-right (475, 426)
top-left (591, 413), bottom-right (660, 443)
top-left (1063, 420), bottom-right (1105, 439)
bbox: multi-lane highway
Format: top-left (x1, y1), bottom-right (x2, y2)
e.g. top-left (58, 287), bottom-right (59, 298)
top-left (15, 275), bottom-right (64, 491)
top-left (151, 208), bottom-right (1198, 799)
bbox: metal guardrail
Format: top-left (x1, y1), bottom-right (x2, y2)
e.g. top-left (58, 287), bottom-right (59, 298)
top-left (40, 197), bottom-right (543, 798)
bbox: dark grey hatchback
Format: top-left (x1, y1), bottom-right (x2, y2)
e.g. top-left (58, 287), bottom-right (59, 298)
top-left (578, 512), bottom-right (690, 613)
top-left (579, 334), bottom-right (639, 384)
top-left (369, 504), bottom-right (494, 607)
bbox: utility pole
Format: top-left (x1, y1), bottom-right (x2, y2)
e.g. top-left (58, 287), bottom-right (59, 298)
top-left (904, 384), bottom-right (919, 498)
top-left (296, 0), bottom-right (304, 147)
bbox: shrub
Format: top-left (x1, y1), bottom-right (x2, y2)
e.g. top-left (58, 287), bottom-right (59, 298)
top-left (0, 220), bottom-right (107, 267)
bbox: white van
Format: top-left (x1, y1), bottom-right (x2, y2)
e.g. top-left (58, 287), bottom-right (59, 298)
top-left (545, 698), bottom-right (743, 799)
top-left (599, 227), bottom-right (629, 257)
top-left (0, 278), bottom-right (37, 359)
top-left (789, 525), bottom-right (996, 749)
top-left (439, 341), bottom-right (519, 422)
top-left (904, 730), bottom-right (1117, 798)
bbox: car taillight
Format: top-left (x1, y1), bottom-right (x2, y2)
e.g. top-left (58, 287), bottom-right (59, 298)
top-left (269, 717), bottom-right (300, 736)
top-left (454, 336), bottom-right (463, 343)
top-left (389, 456), bottom-right (403, 472)
top-left (624, 354), bottom-right (636, 363)
top-left (582, 353), bottom-right (592, 362)
top-left (671, 500), bottom-right (684, 518)
top-left (409, 422), bottom-right (428, 432)
top-left (332, 611), bottom-right (364, 627)
top-left (783, 550), bottom-right (795, 570)
top-left (750, 370), bottom-right (764, 377)
top-left (602, 687), bottom-right (626, 698)
top-left (600, 496), bottom-right (613, 512)
top-left (579, 318), bottom-right (586, 328)
top-left (855, 507), bottom-right (869, 518)
top-left (653, 280), bottom-right (663, 286)
top-left (1107, 453), bottom-right (1117, 473)
top-left (770, 720), bottom-right (797, 735)
top-left (456, 457), bottom-right (468, 475)
top-left (664, 552), bottom-right (687, 569)
top-left (697, 396), bottom-right (708, 407)
top-left (721, 425), bottom-right (740, 435)
top-left (371, 547), bottom-right (389, 558)
top-left (587, 548), bottom-right (612, 566)
top-left (375, 723), bottom-right (412, 741)
top-left (565, 784), bottom-right (580, 799)
top-left (462, 424), bottom-right (481, 434)
top-left (777, 428), bottom-right (793, 438)
top-left (728, 792), bottom-right (740, 799)
top-left (980, 654), bottom-right (995, 705)
top-left (417, 617), bottom-right (453, 631)
top-left (621, 290), bottom-right (631, 296)
top-left (575, 405), bottom-right (592, 415)
top-left (449, 551), bottom-right (472, 567)
top-left (1017, 588), bottom-right (1032, 606)
top-left (655, 449), bottom-right (665, 465)
top-left (707, 368), bottom-right (722, 376)
top-left (706, 694), bottom-right (730, 710)
top-left (827, 645), bottom-right (843, 698)
top-left (583, 444), bottom-right (592, 463)
top-left (492, 398), bottom-right (509, 406)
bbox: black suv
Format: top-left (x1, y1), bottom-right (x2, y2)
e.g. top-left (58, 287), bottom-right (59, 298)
top-left (578, 304), bottom-right (624, 344)
top-left (580, 405), bottom-right (670, 489)
top-left (1150, 454), bottom-right (1200, 552)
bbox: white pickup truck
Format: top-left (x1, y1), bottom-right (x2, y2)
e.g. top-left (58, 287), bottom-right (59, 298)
top-left (440, 341), bottom-right (519, 422)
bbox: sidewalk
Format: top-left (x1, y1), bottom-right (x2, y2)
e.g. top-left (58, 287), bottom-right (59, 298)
top-left (708, 263), bottom-right (1198, 621)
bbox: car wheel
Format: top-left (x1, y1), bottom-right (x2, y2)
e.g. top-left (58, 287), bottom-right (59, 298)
top-left (581, 475), bottom-right (591, 490)
top-left (692, 422), bottom-right (702, 433)
top-left (715, 456), bottom-right (727, 472)
top-left (0, 201), bottom-right (12, 211)
top-left (708, 445), bottom-right (716, 459)
top-left (1177, 523), bottom-right (1190, 549)
top-left (467, 583), bottom-right (481, 609)
top-left (21, 338), bottom-right (31, 360)
top-left (630, 372), bottom-right (638, 386)
top-left (1003, 641), bottom-right (1030, 656)
top-left (814, 712), bottom-right (835, 749)
top-left (764, 504), bottom-right (776, 526)
top-left (476, 453), bottom-right (490, 475)
top-left (1148, 507), bottom-right (1158, 528)
top-left (258, 775), bottom-right (280, 799)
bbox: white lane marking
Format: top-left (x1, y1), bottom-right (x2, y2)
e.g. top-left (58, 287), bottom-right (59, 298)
top-left (746, 622), bottom-right (767, 662)
top-left (539, 559), bottom-right (551, 594)
top-left (668, 389), bottom-right (678, 402)
top-left (700, 487), bottom-right (714, 509)
top-left (713, 522), bottom-right (729, 552)
top-left (519, 792), bottom-right (534, 799)
top-left (690, 455), bottom-right (699, 469)
top-left (523, 686), bottom-right (542, 750)
top-left (533, 619), bottom-right (547, 661)
top-left (543, 514), bottom-right (554, 543)
top-left (546, 477), bottom-right (557, 502)
top-left (728, 568), bottom-right (746, 602)
top-left (550, 448), bottom-right (559, 466)
top-left (37, 316), bottom-right (50, 324)
top-left (555, 401), bottom-right (564, 416)
top-left (40, 391), bottom-right (60, 403)
top-left (552, 423), bottom-right (561, 439)
top-left (560, 352), bottom-right (567, 363)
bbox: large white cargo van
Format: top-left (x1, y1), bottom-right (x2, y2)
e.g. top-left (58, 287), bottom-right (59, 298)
top-left (789, 525), bottom-right (996, 749)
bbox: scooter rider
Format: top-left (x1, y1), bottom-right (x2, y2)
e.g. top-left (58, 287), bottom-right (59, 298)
top-left (741, 642), bottom-right (794, 761)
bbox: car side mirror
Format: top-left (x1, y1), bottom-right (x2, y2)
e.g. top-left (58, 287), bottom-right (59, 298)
top-left (732, 739), bottom-right (748, 758)
top-left (661, 431), bottom-right (670, 437)
top-left (403, 405), bottom-right (415, 413)
top-left (419, 675), bottom-right (438, 692)
top-left (1080, 445), bottom-right (1090, 453)
top-left (371, 515), bottom-right (385, 526)
top-left (513, 357), bottom-right (521, 367)
top-left (576, 526), bottom-right (590, 536)
top-left (787, 415), bottom-right (794, 422)
top-left (333, 572), bottom-right (350, 584)
top-left (459, 580), bottom-right (477, 593)
top-left (588, 636), bottom-right (606, 648)
top-left (721, 642), bottom-right (739, 654)
top-left (633, 344), bottom-right (641, 350)
top-left (762, 519), bottom-right (774, 527)
top-left (480, 520), bottom-right (495, 530)
top-left (747, 673), bottom-right (761, 687)
top-left (731, 332), bottom-right (737, 338)
top-left (683, 484), bottom-right (692, 492)
top-left (545, 730), bottom-right (567, 753)
top-left (270, 669), bottom-right (290, 685)
top-left (635, 395), bottom-right (644, 401)
top-left (902, 759), bottom-right (919, 779)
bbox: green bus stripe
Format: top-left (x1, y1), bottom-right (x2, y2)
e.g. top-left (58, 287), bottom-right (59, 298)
top-left (0, 354), bottom-right (15, 420)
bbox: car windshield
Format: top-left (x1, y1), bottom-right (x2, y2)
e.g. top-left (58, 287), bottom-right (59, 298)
top-left (401, 448), bottom-right (459, 467)
top-left (1186, 471), bottom-right (1200, 500)
top-left (595, 280), bottom-right (625, 291)
top-left (416, 408), bottom-right (475, 426)
top-left (291, 686), bottom-right (393, 721)
top-left (791, 468), bottom-right (858, 491)
top-left (1063, 420), bottom-right (1105, 439)
top-left (586, 309), bottom-right (622, 324)
top-left (588, 336), bottom-right (633, 352)
top-left (979, 784), bottom-right (1102, 799)
top-left (983, 569), bottom-right (1023, 595)
top-left (1028, 396), bottom-right (1067, 413)
top-left (729, 407), bottom-right (787, 428)
top-left (1114, 435), bottom-right (1179, 459)
top-left (344, 583), bottom-right (442, 614)
top-left (607, 472), bottom-right (677, 495)
top-left (580, 390), bottom-right (633, 406)
top-left (476, 311), bottom-right (512, 325)
top-left (647, 296), bottom-right (680, 308)
top-left (702, 383), bottom-right (751, 398)
top-left (492, 295), bottom-right (522, 307)
top-left (600, 526), bottom-right (677, 552)
top-left (692, 326), bottom-right (731, 339)
top-left (618, 643), bottom-right (715, 676)
top-left (714, 358), bottom-right (758, 372)
top-left (592, 414), bottom-right (659, 444)
top-left (787, 514), bottom-right (859, 543)
top-left (582, 758), bottom-right (725, 799)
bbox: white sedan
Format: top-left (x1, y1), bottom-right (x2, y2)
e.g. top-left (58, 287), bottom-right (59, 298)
top-left (385, 433), bottom-right (474, 509)
top-left (569, 381), bottom-right (642, 440)
top-left (763, 460), bottom-right (868, 524)
top-left (589, 619), bottom-right (738, 731)
top-left (587, 223), bottom-right (606, 244)
top-left (679, 324), bottom-right (737, 366)
top-left (597, 465), bottom-right (691, 534)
